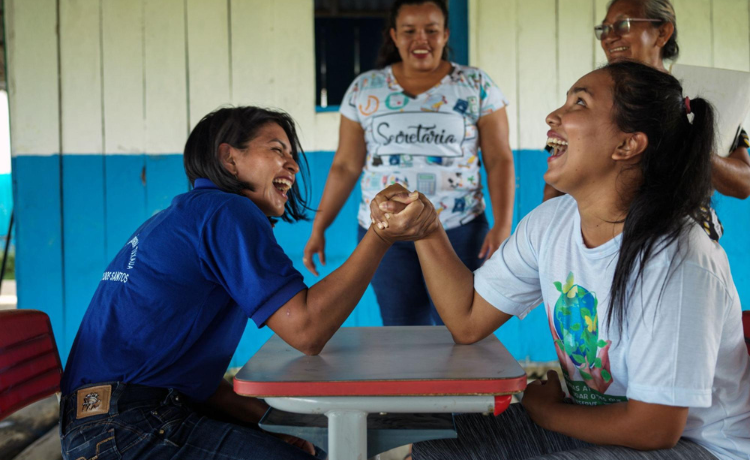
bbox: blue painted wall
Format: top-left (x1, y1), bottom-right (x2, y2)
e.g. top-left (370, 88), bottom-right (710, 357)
top-left (0, 174), bottom-right (13, 244)
top-left (13, 150), bottom-right (749, 368)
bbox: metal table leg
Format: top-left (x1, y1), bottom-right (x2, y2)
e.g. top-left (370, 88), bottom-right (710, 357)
top-left (326, 409), bottom-right (367, 460)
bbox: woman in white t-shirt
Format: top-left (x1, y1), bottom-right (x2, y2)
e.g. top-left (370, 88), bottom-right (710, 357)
top-left (303, 0), bottom-right (515, 326)
top-left (373, 61), bottom-right (750, 459)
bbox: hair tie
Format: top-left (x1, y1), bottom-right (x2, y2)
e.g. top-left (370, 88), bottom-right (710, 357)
top-left (684, 96), bottom-right (692, 114)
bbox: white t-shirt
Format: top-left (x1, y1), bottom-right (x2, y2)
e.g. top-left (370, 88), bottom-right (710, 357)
top-left (340, 63), bottom-right (509, 230)
top-left (475, 195), bottom-right (750, 460)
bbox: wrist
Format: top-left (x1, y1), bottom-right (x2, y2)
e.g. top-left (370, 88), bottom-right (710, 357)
top-left (368, 226), bottom-right (394, 248)
top-left (528, 399), bottom-right (564, 431)
top-left (311, 221), bottom-right (328, 235)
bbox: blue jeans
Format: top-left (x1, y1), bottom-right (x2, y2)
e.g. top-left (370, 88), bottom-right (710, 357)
top-left (59, 382), bottom-right (323, 460)
top-left (358, 213), bottom-right (489, 326)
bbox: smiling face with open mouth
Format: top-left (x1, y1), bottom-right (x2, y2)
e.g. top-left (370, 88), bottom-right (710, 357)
top-left (390, 2), bottom-right (449, 73)
top-left (222, 122), bottom-right (300, 217)
top-left (544, 70), bottom-right (626, 197)
top-left (600, 0), bottom-right (667, 69)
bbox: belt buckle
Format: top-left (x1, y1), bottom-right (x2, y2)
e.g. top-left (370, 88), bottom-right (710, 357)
top-left (76, 385), bottom-right (112, 419)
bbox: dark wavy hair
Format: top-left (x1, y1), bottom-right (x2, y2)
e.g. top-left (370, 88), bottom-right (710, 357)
top-left (183, 106), bottom-right (310, 223)
top-left (607, 0), bottom-right (679, 60)
top-left (604, 60), bottom-right (714, 333)
top-left (376, 0), bottom-right (450, 68)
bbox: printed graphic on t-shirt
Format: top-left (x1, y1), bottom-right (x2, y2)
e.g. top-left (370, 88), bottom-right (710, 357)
top-left (342, 64), bottom-right (508, 230)
top-left (549, 272), bottom-right (627, 406)
top-left (370, 111), bottom-right (465, 157)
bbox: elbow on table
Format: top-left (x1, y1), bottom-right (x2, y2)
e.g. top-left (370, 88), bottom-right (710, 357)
top-left (295, 337), bottom-right (325, 356)
top-left (285, 329), bottom-right (326, 356)
top-left (450, 328), bottom-right (484, 345)
top-left (300, 345), bottom-right (323, 356)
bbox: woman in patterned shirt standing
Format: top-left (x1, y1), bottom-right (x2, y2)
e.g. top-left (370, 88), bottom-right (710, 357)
top-left (303, 0), bottom-right (516, 326)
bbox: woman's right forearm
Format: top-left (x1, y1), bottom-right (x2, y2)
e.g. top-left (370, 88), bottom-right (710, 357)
top-left (312, 162), bottom-right (363, 233)
top-left (414, 228), bottom-right (476, 336)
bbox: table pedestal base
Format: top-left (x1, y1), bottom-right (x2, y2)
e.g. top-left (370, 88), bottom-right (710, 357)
top-left (265, 395), bottom-right (506, 459)
top-left (327, 410), bottom-right (367, 460)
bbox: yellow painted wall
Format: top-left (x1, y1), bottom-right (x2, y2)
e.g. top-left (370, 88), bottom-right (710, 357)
top-left (470, 0), bottom-right (750, 150)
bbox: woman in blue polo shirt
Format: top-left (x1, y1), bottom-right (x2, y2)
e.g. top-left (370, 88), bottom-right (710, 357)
top-left (58, 106), bottom-right (439, 460)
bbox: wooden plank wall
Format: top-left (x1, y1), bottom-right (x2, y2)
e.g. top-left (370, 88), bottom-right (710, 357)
top-left (6, 0), bottom-right (314, 363)
top-left (471, 0), bottom-right (750, 150)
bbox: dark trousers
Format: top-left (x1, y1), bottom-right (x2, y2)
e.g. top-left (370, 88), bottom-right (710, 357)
top-left (413, 404), bottom-right (717, 460)
top-left (60, 382), bottom-right (322, 460)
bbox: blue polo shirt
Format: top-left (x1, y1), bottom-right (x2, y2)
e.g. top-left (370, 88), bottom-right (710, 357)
top-left (61, 178), bottom-right (307, 401)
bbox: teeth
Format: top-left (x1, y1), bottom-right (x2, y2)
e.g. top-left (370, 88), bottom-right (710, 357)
top-left (610, 47), bottom-right (628, 52)
top-left (546, 137), bottom-right (568, 147)
top-left (413, 49), bottom-right (430, 54)
top-left (273, 178), bottom-right (292, 192)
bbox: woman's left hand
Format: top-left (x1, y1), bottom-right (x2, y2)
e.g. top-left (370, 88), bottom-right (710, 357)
top-left (521, 370), bottom-right (566, 429)
top-left (478, 225), bottom-right (510, 261)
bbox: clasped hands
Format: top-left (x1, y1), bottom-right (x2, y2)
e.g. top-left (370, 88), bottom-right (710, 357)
top-left (369, 183), bottom-right (440, 243)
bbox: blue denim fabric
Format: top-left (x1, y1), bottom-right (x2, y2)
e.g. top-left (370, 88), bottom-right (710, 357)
top-left (358, 213), bottom-right (489, 326)
top-left (59, 382), bottom-right (322, 460)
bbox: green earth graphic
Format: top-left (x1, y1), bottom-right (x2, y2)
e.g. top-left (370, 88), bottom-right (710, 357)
top-left (552, 272), bottom-right (612, 384)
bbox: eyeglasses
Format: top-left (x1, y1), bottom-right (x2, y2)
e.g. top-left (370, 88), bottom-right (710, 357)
top-left (594, 18), bottom-right (663, 40)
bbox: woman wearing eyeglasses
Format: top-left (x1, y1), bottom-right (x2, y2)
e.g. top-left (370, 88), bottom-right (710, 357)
top-left (544, 0), bottom-right (750, 224)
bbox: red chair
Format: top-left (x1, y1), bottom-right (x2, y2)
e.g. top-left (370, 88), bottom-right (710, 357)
top-left (0, 309), bottom-right (63, 420)
top-left (744, 311), bottom-right (750, 356)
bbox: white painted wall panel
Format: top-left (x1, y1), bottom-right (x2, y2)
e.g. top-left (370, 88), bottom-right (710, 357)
top-left (558, 0), bottom-right (596, 109)
top-left (6, 0), bottom-right (60, 156)
top-left (672, 0), bottom-right (712, 66)
top-left (102, 0), bottom-right (145, 154)
top-left (594, 0), bottom-right (610, 67)
top-left (230, 0), bottom-right (274, 107)
top-left (145, 0), bottom-right (188, 154)
top-left (230, 0), bottom-right (316, 149)
top-left (186, 0), bottom-right (231, 130)
top-left (470, 0), bottom-right (518, 149)
top-left (314, 112), bottom-right (340, 152)
top-left (60, 0), bottom-right (102, 155)
top-left (518, 0), bottom-right (557, 149)
top-left (271, 0), bottom-right (316, 149)
top-left (9, 0), bottom-right (750, 157)
top-left (713, 0), bottom-right (750, 71)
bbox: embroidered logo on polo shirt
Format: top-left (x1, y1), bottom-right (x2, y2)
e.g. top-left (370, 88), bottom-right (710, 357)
top-left (76, 385), bottom-right (112, 419)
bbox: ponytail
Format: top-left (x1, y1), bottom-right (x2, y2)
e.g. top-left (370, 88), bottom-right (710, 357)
top-left (604, 61), bottom-right (714, 334)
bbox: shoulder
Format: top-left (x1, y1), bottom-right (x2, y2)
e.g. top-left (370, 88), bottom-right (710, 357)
top-left (679, 221), bottom-right (733, 281)
top-left (646, 220), bottom-right (735, 295)
top-left (515, 194), bottom-right (575, 246)
top-left (189, 189), bottom-right (269, 229)
top-left (348, 68), bottom-right (388, 91)
top-left (452, 65), bottom-right (497, 86)
top-left (526, 194), bottom-right (576, 226)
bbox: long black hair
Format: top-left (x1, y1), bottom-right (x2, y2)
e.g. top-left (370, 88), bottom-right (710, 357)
top-left (607, 0), bottom-right (679, 60)
top-left (604, 60), bottom-right (714, 333)
top-left (183, 106), bottom-right (311, 223)
top-left (376, 0), bottom-right (450, 68)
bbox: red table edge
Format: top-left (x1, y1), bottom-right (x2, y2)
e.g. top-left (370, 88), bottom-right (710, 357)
top-left (233, 376), bottom-right (527, 399)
